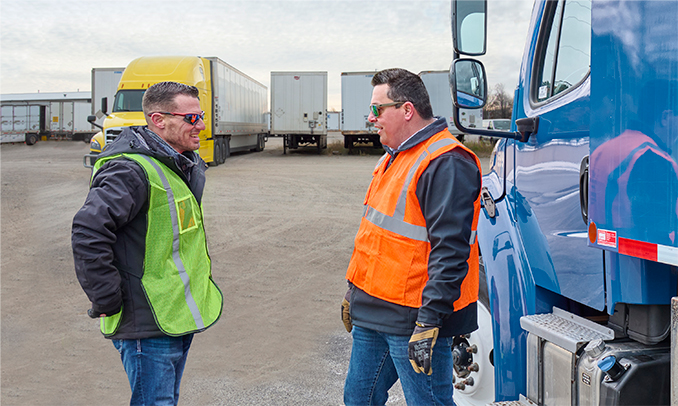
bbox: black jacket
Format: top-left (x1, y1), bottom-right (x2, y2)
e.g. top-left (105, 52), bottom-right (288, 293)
top-left (349, 117), bottom-right (482, 337)
top-left (71, 126), bottom-right (207, 339)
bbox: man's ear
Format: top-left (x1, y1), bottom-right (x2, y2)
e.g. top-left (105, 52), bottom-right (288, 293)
top-left (148, 112), bottom-right (166, 129)
top-left (402, 102), bottom-right (415, 121)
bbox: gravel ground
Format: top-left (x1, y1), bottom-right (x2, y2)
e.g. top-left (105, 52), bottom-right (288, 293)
top-left (1, 133), bottom-right (487, 405)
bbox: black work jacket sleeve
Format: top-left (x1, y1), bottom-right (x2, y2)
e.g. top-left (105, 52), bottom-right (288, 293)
top-left (415, 148), bottom-right (481, 326)
top-left (71, 159), bottom-right (148, 315)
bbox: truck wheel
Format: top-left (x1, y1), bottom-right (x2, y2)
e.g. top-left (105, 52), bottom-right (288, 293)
top-left (452, 259), bottom-right (495, 406)
top-left (25, 133), bottom-right (38, 146)
top-left (217, 138), bottom-right (224, 164)
top-left (223, 137), bottom-right (231, 161)
top-left (213, 141), bottom-right (221, 166)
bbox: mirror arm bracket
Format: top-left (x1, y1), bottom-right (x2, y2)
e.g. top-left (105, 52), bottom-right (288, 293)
top-left (515, 116), bottom-right (539, 142)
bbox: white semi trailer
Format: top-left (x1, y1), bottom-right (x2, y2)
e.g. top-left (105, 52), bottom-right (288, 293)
top-left (340, 71), bottom-right (380, 150)
top-left (1, 92), bottom-right (95, 145)
top-left (90, 67), bottom-right (124, 128)
top-left (270, 71), bottom-right (328, 154)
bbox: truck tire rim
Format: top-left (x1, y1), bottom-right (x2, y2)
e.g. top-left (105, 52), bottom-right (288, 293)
top-left (452, 301), bottom-right (495, 406)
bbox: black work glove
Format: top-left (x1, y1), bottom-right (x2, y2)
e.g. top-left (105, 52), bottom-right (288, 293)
top-left (87, 308), bottom-right (107, 318)
top-left (341, 289), bottom-right (352, 333)
top-left (408, 322), bottom-right (439, 375)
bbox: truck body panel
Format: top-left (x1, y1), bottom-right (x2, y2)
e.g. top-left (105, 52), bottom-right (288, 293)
top-left (449, 0), bottom-right (678, 404)
top-left (208, 57), bottom-right (267, 140)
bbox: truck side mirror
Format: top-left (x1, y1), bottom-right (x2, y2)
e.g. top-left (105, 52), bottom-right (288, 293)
top-left (452, 0), bottom-right (487, 56)
top-left (87, 115), bottom-right (104, 130)
top-left (101, 97), bottom-right (108, 115)
top-left (450, 59), bottom-right (487, 109)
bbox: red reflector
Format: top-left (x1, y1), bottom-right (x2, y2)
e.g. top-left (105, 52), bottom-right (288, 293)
top-left (618, 238), bottom-right (657, 261)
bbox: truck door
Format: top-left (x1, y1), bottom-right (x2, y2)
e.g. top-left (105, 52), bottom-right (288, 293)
top-left (512, 0), bottom-right (605, 310)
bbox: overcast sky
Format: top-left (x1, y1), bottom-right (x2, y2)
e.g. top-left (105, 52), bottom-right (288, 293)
top-left (0, 0), bottom-right (533, 110)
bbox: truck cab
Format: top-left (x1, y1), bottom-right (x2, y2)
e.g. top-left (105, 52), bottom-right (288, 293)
top-left (85, 56), bottom-right (213, 166)
top-left (85, 56), bottom-right (269, 167)
top-left (448, 1), bottom-right (677, 405)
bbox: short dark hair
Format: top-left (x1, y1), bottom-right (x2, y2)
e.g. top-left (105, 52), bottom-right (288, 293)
top-left (371, 68), bottom-right (433, 119)
top-left (142, 81), bottom-right (200, 117)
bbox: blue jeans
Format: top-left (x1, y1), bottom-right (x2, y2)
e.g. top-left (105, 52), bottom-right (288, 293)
top-left (344, 326), bottom-right (456, 406)
top-left (112, 334), bottom-right (194, 406)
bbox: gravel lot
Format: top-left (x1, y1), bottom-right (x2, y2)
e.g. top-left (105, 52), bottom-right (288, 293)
top-left (1, 134), bottom-right (488, 405)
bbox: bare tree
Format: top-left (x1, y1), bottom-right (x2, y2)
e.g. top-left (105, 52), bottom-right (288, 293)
top-left (483, 83), bottom-right (513, 119)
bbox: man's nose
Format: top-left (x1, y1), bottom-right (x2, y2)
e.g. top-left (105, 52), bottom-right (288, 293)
top-left (368, 112), bottom-right (377, 123)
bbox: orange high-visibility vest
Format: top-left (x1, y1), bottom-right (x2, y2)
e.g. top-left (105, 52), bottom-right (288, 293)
top-left (346, 128), bottom-right (482, 310)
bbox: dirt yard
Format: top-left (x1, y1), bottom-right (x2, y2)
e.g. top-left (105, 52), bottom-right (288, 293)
top-left (1, 134), bottom-right (488, 405)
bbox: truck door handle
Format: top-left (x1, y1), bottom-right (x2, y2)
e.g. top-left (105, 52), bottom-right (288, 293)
top-left (481, 187), bottom-right (496, 218)
top-left (579, 155), bottom-right (589, 225)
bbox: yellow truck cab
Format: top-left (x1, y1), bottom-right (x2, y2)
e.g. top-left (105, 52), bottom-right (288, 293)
top-left (85, 56), bottom-right (267, 167)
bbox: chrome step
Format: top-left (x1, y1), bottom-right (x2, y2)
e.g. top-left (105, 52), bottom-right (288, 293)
top-left (488, 394), bottom-right (537, 405)
top-left (520, 307), bottom-right (614, 353)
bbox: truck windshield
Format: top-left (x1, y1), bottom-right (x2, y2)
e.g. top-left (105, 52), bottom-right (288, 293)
top-left (493, 120), bottom-right (510, 130)
top-left (112, 90), bottom-right (146, 112)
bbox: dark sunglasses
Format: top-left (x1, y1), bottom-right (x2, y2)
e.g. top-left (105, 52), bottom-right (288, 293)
top-left (369, 102), bottom-right (405, 118)
top-left (150, 111), bottom-right (205, 125)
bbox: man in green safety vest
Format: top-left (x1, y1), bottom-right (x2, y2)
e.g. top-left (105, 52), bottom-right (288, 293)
top-left (72, 81), bottom-right (223, 405)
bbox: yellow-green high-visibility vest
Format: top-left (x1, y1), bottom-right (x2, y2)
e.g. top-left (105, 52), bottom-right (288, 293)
top-left (93, 153), bottom-right (223, 337)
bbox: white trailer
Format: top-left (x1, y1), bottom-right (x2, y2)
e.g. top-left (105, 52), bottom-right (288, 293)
top-left (209, 57), bottom-right (268, 154)
top-left (1, 92), bottom-right (96, 145)
top-left (419, 70), bottom-right (483, 142)
top-left (340, 71), bottom-right (381, 150)
top-left (327, 111), bottom-right (340, 131)
top-left (271, 71), bottom-right (328, 154)
top-left (90, 67), bottom-right (124, 127)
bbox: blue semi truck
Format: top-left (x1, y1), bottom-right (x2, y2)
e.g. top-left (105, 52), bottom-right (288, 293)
top-left (448, 1), bottom-right (677, 405)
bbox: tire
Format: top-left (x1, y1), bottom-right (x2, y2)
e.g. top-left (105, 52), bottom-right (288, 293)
top-left (212, 140), bottom-right (221, 166)
top-left (452, 257), bottom-right (495, 406)
top-left (224, 137), bottom-right (231, 161)
top-left (25, 133), bottom-right (38, 146)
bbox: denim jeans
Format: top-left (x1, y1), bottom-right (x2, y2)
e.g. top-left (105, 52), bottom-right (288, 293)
top-left (112, 334), bottom-right (194, 406)
top-left (344, 326), bottom-right (456, 406)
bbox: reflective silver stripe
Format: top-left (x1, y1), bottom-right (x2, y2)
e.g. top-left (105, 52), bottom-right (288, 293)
top-left (365, 138), bottom-right (460, 243)
top-left (394, 138), bottom-right (458, 219)
top-left (142, 156), bottom-right (205, 330)
top-left (469, 230), bottom-right (477, 245)
top-left (365, 206), bottom-right (430, 242)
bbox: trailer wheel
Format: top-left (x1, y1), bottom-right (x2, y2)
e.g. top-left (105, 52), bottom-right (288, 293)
top-left (25, 133), bottom-right (38, 146)
top-left (223, 137), bottom-right (231, 161)
top-left (452, 258), bottom-right (495, 406)
top-left (212, 140), bottom-right (221, 166)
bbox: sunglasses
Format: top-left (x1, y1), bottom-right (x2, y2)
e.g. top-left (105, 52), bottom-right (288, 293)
top-left (150, 111), bottom-right (205, 125)
top-left (369, 102), bottom-right (405, 118)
